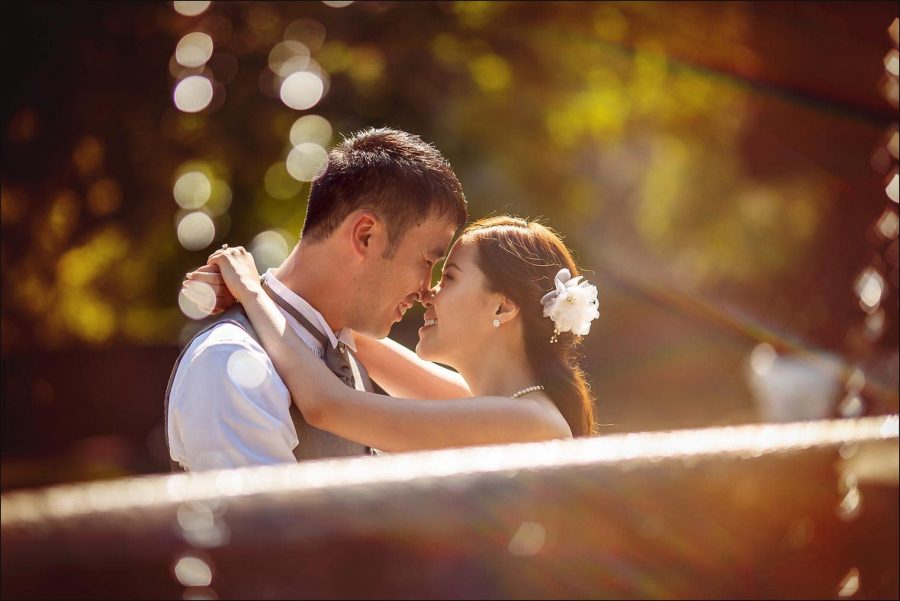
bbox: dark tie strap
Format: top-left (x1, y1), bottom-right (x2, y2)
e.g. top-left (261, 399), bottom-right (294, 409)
top-left (259, 278), bottom-right (356, 388)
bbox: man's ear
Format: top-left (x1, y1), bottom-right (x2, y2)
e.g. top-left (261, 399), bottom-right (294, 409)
top-left (494, 295), bottom-right (520, 325)
top-left (348, 211), bottom-right (380, 259)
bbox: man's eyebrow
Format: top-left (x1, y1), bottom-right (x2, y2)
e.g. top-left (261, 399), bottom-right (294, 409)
top-left (428, 247), bottom-right (446, 261)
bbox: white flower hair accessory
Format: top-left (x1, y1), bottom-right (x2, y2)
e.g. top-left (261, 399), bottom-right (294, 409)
top-left (540, 268), bottom-right (600, 343)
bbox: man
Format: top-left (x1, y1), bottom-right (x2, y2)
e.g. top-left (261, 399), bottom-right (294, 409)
top-left (167, 127), bottom-right (467, 471)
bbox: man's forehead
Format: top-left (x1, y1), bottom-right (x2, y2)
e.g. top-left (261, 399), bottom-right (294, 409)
top-left (417, 217), bottom-right (458, 256)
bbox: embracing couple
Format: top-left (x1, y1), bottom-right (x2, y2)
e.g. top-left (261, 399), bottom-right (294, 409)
top-left (168, 127), bottom-right (599, 472)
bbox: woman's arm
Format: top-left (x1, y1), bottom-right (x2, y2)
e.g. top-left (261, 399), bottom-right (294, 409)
top-left (209, 247), bottom-right (572, 452)
top-left (241, 286), bottom-right (568, 451)
top-left (184, 261), bottom-right (472, 400)
top-left (353, 333), bottom-right (472, 399)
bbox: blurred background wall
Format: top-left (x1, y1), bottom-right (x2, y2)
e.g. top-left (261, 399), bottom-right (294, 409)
top-left (2, 1), bottom-right (898, 491)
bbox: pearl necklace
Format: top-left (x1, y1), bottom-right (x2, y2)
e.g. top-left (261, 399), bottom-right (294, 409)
top-left (510, 385), bottom-right (545, 399)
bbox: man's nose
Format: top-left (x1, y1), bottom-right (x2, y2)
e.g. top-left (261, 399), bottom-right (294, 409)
top-left (418, 287), bottom-right (436, 308)
top-left (416, 271), bottom-right (434, 302)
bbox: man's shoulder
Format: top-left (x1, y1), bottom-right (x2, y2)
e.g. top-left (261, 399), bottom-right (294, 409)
top-left (171, 321), bottom-right (283, 399)
top-left (183, 320), bottom-right (269, 364)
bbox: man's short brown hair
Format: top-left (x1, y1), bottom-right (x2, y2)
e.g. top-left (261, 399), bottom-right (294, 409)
top-left (301, 127), bottom-right (468, 256)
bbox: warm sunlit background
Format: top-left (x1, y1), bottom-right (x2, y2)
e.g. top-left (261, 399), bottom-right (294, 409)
top-left (2, 1), bottom-right (898, 492)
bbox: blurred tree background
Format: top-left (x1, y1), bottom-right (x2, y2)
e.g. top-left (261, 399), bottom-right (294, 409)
top-left (2, 1), bottom-right (898, 490)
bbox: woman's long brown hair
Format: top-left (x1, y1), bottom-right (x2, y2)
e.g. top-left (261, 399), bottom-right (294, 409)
top-left (462, 216), bottom-right (596, 436)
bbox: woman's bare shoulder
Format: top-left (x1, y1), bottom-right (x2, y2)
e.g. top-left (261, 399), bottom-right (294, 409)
top-left (517, 392), bottom-right (573, 439)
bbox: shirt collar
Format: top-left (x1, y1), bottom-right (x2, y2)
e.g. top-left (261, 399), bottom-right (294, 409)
top-left (261, 269), bottom-right (357, 352)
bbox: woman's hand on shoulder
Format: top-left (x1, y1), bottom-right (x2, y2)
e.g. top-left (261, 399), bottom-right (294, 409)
top-left (206, 245), bottom-right (264, 304)
top-left (182, 264), bottom-right (234, 315)
top-left (181, 245), bottom-right (264, 314)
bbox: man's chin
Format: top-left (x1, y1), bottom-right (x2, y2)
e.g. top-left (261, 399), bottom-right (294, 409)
top-left (376, 321), bottom-right (396, 339)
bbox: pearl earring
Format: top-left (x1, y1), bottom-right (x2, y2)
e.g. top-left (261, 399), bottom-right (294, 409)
top-left (492, 318), bottom-right (501, 328)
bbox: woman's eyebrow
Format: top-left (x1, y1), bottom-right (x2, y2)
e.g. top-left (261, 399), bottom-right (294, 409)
top-left (444, 262), bottom-right (462, 272)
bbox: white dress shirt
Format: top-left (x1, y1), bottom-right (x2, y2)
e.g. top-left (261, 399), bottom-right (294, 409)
top-left (167, 269), bottom-right (356, 471)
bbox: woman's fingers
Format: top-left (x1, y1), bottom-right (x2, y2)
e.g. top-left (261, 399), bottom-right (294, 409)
top-left (182, 279), bottom-right (229, 296)
top-left (207, 248), bottom-right (228, 263)
top-left (186, 263), bottom-right (220, 275)
top-left (206, 248), bottom-right (262, 304)
top-left (207, 245), bottom-right (246, 263)
top-left (178, 249), bottom-right (243, 316)
top-left (182, 279), bottom-right (235, 313)
top-left (186, 270), bottom-right (225, 286)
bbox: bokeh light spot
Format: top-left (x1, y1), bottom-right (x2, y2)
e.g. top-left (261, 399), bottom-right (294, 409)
top-left (348, 47), bottom-right (384, 84)
top-left (508, 521), bottom-right (545, 556)
top-left (47, 190), bottom-right (81, 242)
top-left (279, 71), bottom-right (324, 110)
top-left (173, 554), bottom-right (212, 587)
top-left (264, 162), bottom-right (304, 200)
top-left (173, 1), bottom-right (211, 17)
top-left (289, 114), bottom-right (332, 147)
top-left (250, 230), bottom-right (291, 272)
top-left (205, 179), bottom-right (232, 216)
top-left (837, 485), bottom-right (862, 521)
top-left (177, 211), bottom-right (216, 250)
top-left (837, 567), bottom-right (860, 598)
top-left (226, 349), bottom-right (268, 389)
top-left (284, 18), bottom-right (326, 51)
top-left (174, 76), bottom-right (214, 113)
top-left (176, 32), bottom-right (214, 68)
top-left (885, 49), bottom-right (899, 77)
top-left (854, 268), bottom-right (884, 312)
top-left (286, 143), bottom-right (328, 182)
top-left (864, 308), bottom-right (885, 339)
top-left (173, 171), bottom-right (212, 209)
top-left (177, 501), bottom-right (215, 532)
top-left (469, 53), bottom-right (512, 92)
top-left (179, 281), bottom-right (216, 320)
top-left (177, 501), bottom-right (230, 549)
top-left (886, 172), bottom-right (899, 203)
top-left (268, 41), bottom-right (310, 77)
top-left (749, 343), bottom-right (776, 376)
top-left (72, 136), bottom-right (105, 177)
top-left (839, 392), bottom-right (864, 419)
top-left (876, 208), bottom-right (899, 240)
top-left (87, 178), bottom-right (122, 216)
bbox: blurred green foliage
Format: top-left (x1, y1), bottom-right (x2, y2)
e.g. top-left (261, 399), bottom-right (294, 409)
top-left (1, 0), bottom-right (896, 355)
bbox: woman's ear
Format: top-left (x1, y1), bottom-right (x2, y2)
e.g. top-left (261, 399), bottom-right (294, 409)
top-left (494, 295), bottom-right (520, 325)
top-left (349, 211), bottom-right (380, 259)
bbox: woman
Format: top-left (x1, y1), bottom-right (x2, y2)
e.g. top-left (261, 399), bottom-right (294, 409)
top-left (188, 216), bottom-right (599, 452)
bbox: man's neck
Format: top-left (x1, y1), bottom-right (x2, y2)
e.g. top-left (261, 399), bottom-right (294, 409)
top-left (272, 242), bottom-right (348, 333)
